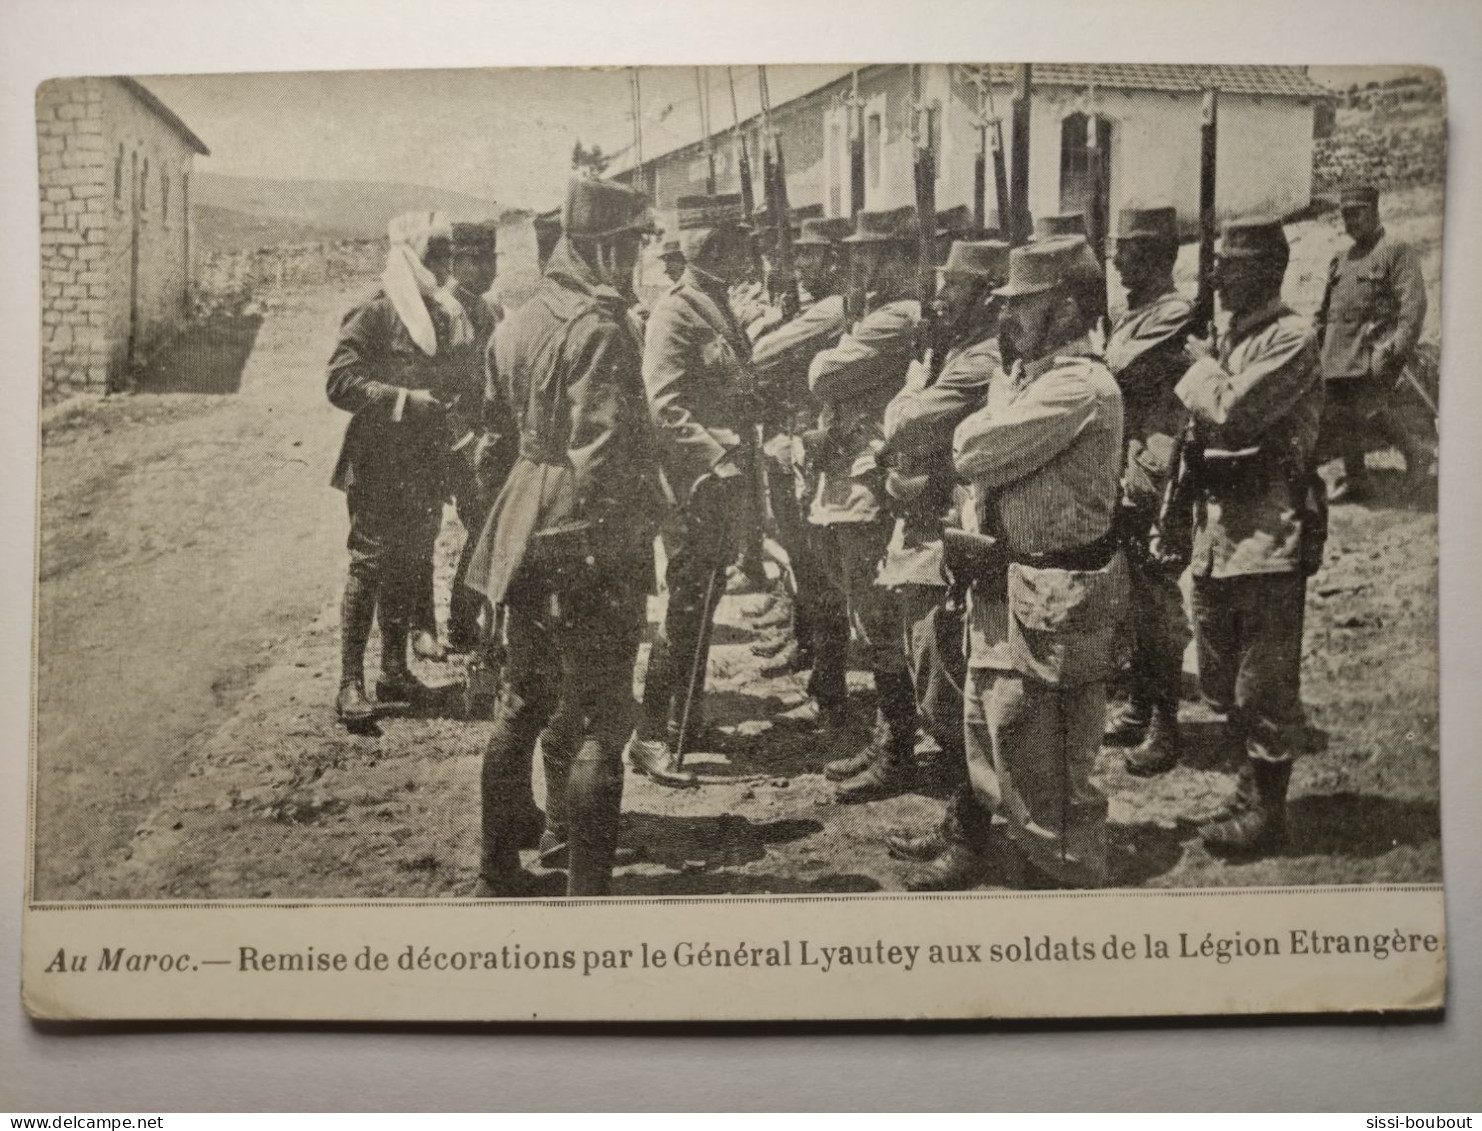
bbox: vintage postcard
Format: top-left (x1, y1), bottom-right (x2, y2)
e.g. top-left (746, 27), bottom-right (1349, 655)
top-left (24, 62), bottom-right (1445, 1022)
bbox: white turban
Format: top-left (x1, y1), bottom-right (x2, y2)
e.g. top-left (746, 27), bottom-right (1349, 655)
top-left (382, 211), bottom-right (473, 356)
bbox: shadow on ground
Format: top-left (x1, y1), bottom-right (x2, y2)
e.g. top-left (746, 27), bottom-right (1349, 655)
top-left (1287, 792), bottom-right (1440, 858)
top-left (135, 312), bottom-right (263, 395)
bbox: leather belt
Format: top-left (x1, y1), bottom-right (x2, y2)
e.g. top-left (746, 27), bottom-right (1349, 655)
top-left (1010, 530), bottom-right (1119, 572)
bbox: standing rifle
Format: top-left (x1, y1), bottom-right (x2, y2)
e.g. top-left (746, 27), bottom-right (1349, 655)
top-left (987, 78), bottom-right (1011, 237)
top-left (911, 65), bottom-right (940, 374)
top-left (695, 68), bottom-right (717, 194)
top-left (1009, 64), bottom-right (1033, 247)
top-left (758, 65), bottom-right (801, 319)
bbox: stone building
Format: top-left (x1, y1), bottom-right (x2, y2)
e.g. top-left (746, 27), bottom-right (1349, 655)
top-left (616, 64), bottom-right (1329, 243)
top-left (37, 77), bottom-right (209, 405)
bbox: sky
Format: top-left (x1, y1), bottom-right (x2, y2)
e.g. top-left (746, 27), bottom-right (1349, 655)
top-left (141, 64), bottom-right (856, 210)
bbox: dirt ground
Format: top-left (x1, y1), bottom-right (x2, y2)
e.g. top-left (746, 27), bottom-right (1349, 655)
top-left (32, 188), bottom-right (1441, 902)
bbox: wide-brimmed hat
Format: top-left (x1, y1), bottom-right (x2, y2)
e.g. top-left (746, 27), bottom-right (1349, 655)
top-left (676, 193), bottom-right (750, 231)
top-left (842, 205), bottom-right (919, 244)
top-left (933, 204), bottom-right (975, 239)
top-left (564, 178), bottom-right (656, 239)
top-left (1218, 217), bottom-right (1289, 261)
top-left (937, 239), bottom-right (1011, 282)
top-left (993, 235), bottom-right (1090, 298)
top-left (1114, 206), bottom-right (1178, 243)
top-left (1035, 212), bottom-right (1087, 240)
top-left (795, 216), bottom-right (855, 247)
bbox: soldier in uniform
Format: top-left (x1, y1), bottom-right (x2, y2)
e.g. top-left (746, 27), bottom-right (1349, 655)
top-left (808, 205), bottom-right (923, 802)
top-left (462, 177), bottom-right (660, 897)
top-left (1315, 183), bottom-right (1429, 501)
top-left (633, 193), bottom-right (759, 784)
top-left (925, 236), bottom-right (1126, 890)
top-left (326, 211), bottom-right (475, 727)
top-left (658, 238), bottom-right (687, 284)
top-left (875, 238), bottom-right (1009, 870)
top-left (1100, 206), bottom-right (1195, 775)
top-left (442, 221), bottom-right (503, 652)
top-left (748, 216), bottom-right (853, 697)
top-left (1174, 217), bottom-right (1324, 858)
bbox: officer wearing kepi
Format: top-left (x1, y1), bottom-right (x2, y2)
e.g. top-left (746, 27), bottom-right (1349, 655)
top-left (1316, 182), bottom-right (1429, 501)
top-left (464, 177), bottom-right (662, 897)
top-left (634, 193), bottom-right (759, 784)
top-left (1174, 217), bottom-right (1325, 859)
top-left (1101, 206), bottom-right (1195, 775)
top-left (934, 236), bottom-right (1126, 891)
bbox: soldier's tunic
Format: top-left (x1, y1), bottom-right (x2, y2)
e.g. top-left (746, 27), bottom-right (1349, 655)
top-left (464, 238), bottom-right (660, 882)
top-left (1174, 299), bottom-right (1322, 764)
top-left (327, 287), bottom-right (467, 650)
top-left (878, 335), bottom-right (1000, 763)
top-left (808, 297), bottom-right (921, 693)
top-left (1102, 288), bottom-right (1195, 710)
top-left (1315, 227), bottom-right (1428, 479)
top-left (751, 294), bottom-right (850, 698)
top-left (640, 266), bottom-right (757, 739)
top-left (953, 339), bottom-right (1127, 887)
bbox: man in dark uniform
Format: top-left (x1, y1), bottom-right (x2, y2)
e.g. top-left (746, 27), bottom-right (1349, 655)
top-left (1175, 217), bottom-right (1325, 858)
top-left (1101, 206), bottom-right (1195, 775)
top-left (808, 206), bottom-right (923, 802)
top-left (876, 237), bottom-right (1008, 864)
top-left (748, 216), bottom-right (853, 695)
top-left (441, 220), bottom-right (502, 652)
top-left (634, 193), bottom-right (759, 785)
top-left (326, 211), bottom-right (474, 727)
top-left (463, 177), bottom-right (661, 897)
top-left (1316, 182), bottom-right (1429, 501)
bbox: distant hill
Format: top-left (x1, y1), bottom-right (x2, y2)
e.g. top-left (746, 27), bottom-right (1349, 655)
top-left (192, 172), bottom-right (504, 255)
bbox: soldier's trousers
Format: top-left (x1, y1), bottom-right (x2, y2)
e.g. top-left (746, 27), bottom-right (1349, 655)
top-left (1190, 572), bottom-right (1307, 764)
top-left (1321, 375), bottom-right (1430, 483)
top-left (480, 571), bottom-right (645, 893)
top-left (640, 480), bottom-right (743, 740)
top-left (811, 518), bottom-right (908, 708)
top-left (767, 458), bottom-right (836, 671)
top-left (341, 483), bottom-right (441, 682)
top-left (899, 584), bottom-right (967, 772)
top-left (963, 665), bottom-right (1110, 888)
top-left (449, 480), bottom-right (492, 643)
top-left (1125, 552), bottom-right (1191, 715)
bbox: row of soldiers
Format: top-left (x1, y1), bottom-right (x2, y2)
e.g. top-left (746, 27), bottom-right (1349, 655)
top-left (325, 176), bottom-right (1428, 898)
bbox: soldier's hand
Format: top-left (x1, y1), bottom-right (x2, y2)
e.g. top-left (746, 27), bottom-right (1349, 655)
top-left (1183, 329), bottom-right (1215, 365)
top-left (404, 389), bottom-right (443, 416)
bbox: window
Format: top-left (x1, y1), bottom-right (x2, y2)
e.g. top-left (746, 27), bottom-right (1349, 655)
top-left (140, 156), bottom-right (149, 212)
top-left (926, 103), bottom-right (943, 182)
top-left (826, 120), bottom-right (842, 216)
top-left (113, 145), bottom-right (123, 202)
top-left (866, 112), bottom-right (882, 188)
top-left (1058, 112), bottom-right (1113, 244)
top-left (162, 173), bottom-right (170, 222)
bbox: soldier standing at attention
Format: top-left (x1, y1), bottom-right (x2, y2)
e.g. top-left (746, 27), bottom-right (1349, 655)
top-left (748, 217), bottom-right (853, 701)
top-left (1101, 206), bottom-right (1195, 775)
top-left (1175, 218), bottom-right (1325, 858)
top-left (1316, 182), bottom-right (1429, 501)
top-left (464, 178), bottom-right (661, 897)
top-left (634, 193), bottom-right (759, 785)
top-left (809, 206), bottom-right (923, 803)
top-left (939, 237), bottom-right (1126, 890)
top-left (326, 211), bottom-right (474, 728)
top-left (875, 238), bottom-right (1009, 875)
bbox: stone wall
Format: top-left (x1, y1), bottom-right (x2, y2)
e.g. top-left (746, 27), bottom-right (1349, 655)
top-left (194, 239), bottom-right (386, 307)
top-left (37, 78), bottom-right (111, 404)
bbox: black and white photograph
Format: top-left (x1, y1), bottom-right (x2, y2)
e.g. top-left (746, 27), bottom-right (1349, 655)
top-left (22, 59), bottom-right (1447, 1022)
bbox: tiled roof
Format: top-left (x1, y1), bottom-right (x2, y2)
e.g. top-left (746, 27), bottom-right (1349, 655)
top-left (980, 63), bottom-right (1330, 99)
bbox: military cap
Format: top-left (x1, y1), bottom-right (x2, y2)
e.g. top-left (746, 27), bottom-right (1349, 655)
top-left (938, 239), bottom-right (1011, 281)
top-left (451, 220), bottom-right (498, 250)
top-left (564, 177), bottom-right (656, 239)
top-left (659, 238), bottom-right (685, 260)
top-left (1035, 211), bottom-right (1087, 240)
top-left (1218, 216), bottom-right (1289, 261)
top-left (933, 204), bottom-right (975, 238)
top-left (1339, 182), bottom-right (1381, 209)
top-left (994, 235), bottom-right (1092, 297)
top-left (676, 193), bottom-right (750, 231)
top-left (842, 205), bottom-right (919, 244)
top-left (795, 216), bottom-right (855, 246)
top-left (1115, 206), bottom-right (1179, 243)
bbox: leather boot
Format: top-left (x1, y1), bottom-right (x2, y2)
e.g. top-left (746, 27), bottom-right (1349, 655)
top-left (628, 735), bottom-right (697, 787)
top-left (836, 672), bottom-right (918, 804)
top-left (338, 568), bottom-right (377, 720)
top-left (1104, 691), bottom-right (1151, 746)
top-left (886, 784), bottom-right (971, 861)
top-left (376, 615), bottom-right (432, 705)
top-left (823, 710), bottom-right (884, 781)
top-left (566, 741), bottom-right (624, 896)
top-left (411, 627), bottom-right (448, 662)
top-left (1125, 702), bottom-right (1183, 776)
top-left (1200, 758), bottom-right (1292, 858)
top-left (335, 680), bottom-right (376, 727)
